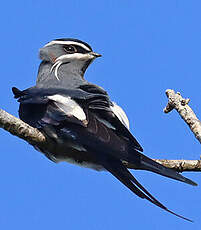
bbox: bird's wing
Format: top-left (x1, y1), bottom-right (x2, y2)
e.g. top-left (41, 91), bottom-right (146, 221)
top-left (12, 86), bottom-right (89, 128)
top-left (78, 84), bottom-right (143, 151)
top-left (77, 84), bottom-right (197, 186)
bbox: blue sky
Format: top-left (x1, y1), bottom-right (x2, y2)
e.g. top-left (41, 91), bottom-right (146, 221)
top-left (0, 1), bottom-right (201, 229)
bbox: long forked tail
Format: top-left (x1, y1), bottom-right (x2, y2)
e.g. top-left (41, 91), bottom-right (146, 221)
top-left (101, 155), bottom-right (194, 222)
top-left (135, 152), bottom-right (197, 186)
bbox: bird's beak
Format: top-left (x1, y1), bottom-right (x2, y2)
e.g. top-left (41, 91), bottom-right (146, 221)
top-left (90, 52), bottom-right (102, 58)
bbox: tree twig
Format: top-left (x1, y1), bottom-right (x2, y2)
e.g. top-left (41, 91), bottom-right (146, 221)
top-left (0, 108), bottom-right (56, 152)
top-left (164, 89), bottom-right (201, 144)
top-left (124, 160), bottom-right (201, 172)
top-left (0, 108), bottom-right (201, 172)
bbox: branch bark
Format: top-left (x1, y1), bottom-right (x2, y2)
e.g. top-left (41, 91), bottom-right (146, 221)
top-left (0, 107), bottom-right (201, 172)
top-left (0, 108), bottom-right (56, 152)
top-left (124, 160), bottom-right (201, 172)
top-left (164, 89), bottom-right (201, 144)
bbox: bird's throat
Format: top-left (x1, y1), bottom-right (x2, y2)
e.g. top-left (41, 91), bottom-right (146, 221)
top-left (36, 61), bottom-right (87, 89)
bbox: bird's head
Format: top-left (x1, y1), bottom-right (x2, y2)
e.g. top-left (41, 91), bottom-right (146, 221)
top-left (39, 38), bottom-right (101, 79)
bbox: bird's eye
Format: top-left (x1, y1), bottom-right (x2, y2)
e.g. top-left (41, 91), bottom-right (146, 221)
top-left (63, 45), bottom-right (77, 53)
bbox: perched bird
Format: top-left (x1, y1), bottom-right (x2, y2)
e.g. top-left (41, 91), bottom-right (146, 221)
top-left (13, 38), bottom-right (196, 221)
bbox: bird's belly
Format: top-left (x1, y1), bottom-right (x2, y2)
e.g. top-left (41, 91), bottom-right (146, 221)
top-left (34, 145), bottom-right (104, 171)
top-left (56, 155), bottom-right (104, 171)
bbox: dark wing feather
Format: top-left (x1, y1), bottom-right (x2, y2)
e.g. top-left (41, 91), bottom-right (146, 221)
top-left (79, 84), bottom-right (143, 151)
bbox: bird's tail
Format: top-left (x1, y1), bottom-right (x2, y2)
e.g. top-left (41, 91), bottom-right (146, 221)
top-left (128, 150), bottom-right (197, 186)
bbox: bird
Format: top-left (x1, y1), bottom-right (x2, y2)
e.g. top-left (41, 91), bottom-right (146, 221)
top-left (12, 38), bottom-right (197, 221)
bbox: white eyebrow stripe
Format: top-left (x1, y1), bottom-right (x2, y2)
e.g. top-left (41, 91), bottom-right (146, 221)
top-left (44, 41), bottom-right (91, 52)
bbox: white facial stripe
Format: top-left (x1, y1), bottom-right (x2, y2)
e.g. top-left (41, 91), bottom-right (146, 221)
top-left (50, 53), bottom-right (93, 80)
top-left (44, 40), bottom-right (91, 52)
top-left (56, 53), bottom-right (91, 61)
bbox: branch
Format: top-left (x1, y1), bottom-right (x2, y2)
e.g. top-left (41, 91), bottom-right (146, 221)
top-left (164, 89), bottom-right (201, 144)
top-left (0, 108), bottom-right (56, 152)
top-left (124, 160), bottom-right (201, 172)
top-left (0, 108), bottom-right (200, 172)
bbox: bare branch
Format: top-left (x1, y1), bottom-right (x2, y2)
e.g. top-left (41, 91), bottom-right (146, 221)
top-left (124, 160), bottom-right (201, 172)
top-left (164, 89), bottom-right (201, 144)
top-left (0, 108), bottom-right (201, 172)
top-left (0, 108), bottom-right (55, 151)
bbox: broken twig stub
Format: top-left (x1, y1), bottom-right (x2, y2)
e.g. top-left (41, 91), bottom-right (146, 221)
top-left (164, 89), bottom-right (201, 144)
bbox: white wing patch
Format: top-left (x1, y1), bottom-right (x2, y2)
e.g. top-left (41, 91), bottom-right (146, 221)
top-left (47, 95), bottom-right (129, 129)
top-left (48, 94), bottom-right (87, 124)
top-left (110, 102), bottom-right (130, 130)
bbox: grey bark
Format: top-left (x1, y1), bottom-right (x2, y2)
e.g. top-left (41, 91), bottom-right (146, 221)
top-left (164, 89), bottom-right (201, 144)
